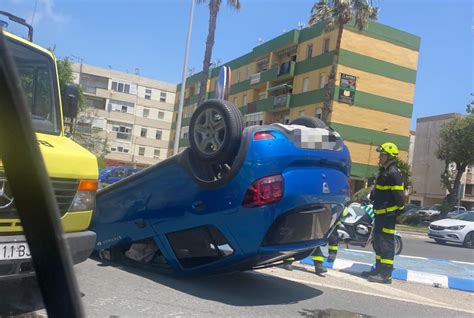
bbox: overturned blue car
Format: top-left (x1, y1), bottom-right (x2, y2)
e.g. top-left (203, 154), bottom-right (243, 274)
top-left (91, 100), bottom-right (351, 275)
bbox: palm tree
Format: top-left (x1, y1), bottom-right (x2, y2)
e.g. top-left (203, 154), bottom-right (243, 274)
top-left (308, 0), bottom-right (378, 123)
top-left (197, 0), bottom-right (241, 103)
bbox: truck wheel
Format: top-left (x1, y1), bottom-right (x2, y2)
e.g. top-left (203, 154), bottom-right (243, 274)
top-left (290, 116), bottom-right (327, 129)
top-left (189, 99), bottom-right (243, 163)
top-left (463, 232), bottom-right (474, 249)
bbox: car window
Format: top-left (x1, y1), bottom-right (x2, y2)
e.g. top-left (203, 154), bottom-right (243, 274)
top-left (454, 213), bottom-right (474, 222)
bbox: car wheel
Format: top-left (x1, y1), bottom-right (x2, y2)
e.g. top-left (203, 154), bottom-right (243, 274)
top-left (434, 239), bottom-right (446, 244)
top-left (189, 99), bottom-right (243, 163)
top-left (463, 232), bottom-right (474, 249)
top-left (289, 116), bottom-right (327, 129)
top-left (395, 235), bottom-right (403, 255)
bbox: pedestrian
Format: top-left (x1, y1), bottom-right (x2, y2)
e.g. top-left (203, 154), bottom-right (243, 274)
top-left (361, 142), bottom-right (404, 284)
top-left (310, 206), bottom-right (348, 275)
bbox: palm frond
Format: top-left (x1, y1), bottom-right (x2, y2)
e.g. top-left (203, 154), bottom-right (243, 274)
top-left (353, 0), bottom-right (377, 30)
top-left (227, 0), bottom-right (241, 10)
top-left (309, 0), bottom-right (335, 30)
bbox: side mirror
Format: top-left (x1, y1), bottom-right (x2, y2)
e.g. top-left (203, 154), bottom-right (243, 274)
top-left (61, 84), bottom-right (79, 118)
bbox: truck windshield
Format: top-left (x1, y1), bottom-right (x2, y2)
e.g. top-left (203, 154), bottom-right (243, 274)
top-left (6, 37), bottom-right (60, 135)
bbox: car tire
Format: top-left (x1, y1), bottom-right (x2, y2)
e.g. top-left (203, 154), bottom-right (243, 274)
top-left (434, 239), bottom-right (446, 244)
top-left (463, 232), bottom-right (474, 249)
top-left (395, 235), bottom-right (403, 255)
top-left (189, 99), bottom-right (243, 163)
top-left (289, 116), bottom-right (327, 129)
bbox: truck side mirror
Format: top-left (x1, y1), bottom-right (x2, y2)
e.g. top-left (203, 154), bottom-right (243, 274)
top-left (62, 84), bottom-right (79, 118)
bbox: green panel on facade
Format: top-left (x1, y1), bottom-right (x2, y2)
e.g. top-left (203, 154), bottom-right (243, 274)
top-left (290, 88), bottom-right (325, 107)
top-left (256, 97), bottom-right (275, 112)
top-left (260, 67), bottom-right (279, 83)
top-left (207, 91), bottom-right (216, 99)
top-left (239, 105), bottom-right (248, 115)
top-left (330, 123), bottom-right (409, 151)
top-left (229, 79), bottom-right (251, 95)
top-left (294, 51), bottom-right (334, 75)
top-left (253, 30), bottom-right (299, 57)
top-left (298, 23), bottom-right (324, 43)
top-left (338, 49), bottom-right (417, 84)
top-left (334, 86), bottom-right (413, 118)
top-left (344, 20), bottom-right (421, 51)
top-left (351, 162), bottom-right (379, 179)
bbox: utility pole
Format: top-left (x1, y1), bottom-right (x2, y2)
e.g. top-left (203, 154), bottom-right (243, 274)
top-left (173, 0), bottom-right (195, 155)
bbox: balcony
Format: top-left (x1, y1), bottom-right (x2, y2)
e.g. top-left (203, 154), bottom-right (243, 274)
top-left (273, 94), bottom-right (291, 109)
top-left (277, 60), bottom-right (296, 78)
top-left (116, 132), bottom-right (131, 140)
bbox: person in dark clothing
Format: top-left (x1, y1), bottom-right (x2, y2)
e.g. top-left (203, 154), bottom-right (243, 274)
top-left (361, 142), bottom-right (404, 284)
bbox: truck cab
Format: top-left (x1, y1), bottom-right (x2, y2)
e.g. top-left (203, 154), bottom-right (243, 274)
top-left (0, 13), bottom-right (97, 279)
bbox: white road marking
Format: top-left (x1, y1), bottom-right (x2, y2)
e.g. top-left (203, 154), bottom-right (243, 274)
top-left (261, 269), bottom-right (474, 315)
top-left (344, 248), bottom-right (373, 254)
top-left (452, 260), bottom-right (474, 265)
top-left (407, 271), bottom-right (449, 288)
top-left (398, 255), bottom-right (428, 260)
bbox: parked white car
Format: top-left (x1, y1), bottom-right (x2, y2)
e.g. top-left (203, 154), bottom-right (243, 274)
top-left (418, 204), bottom-right (466, 219)
top-left (428, 212), bottom-right (474, 248)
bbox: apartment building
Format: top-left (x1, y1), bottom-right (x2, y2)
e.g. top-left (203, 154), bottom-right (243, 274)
top-left (72, 64), bottom-right (176, 167)
top-left (410, 114), bottom-right (473, 209)
top-left (170, 20), bottom-right (420, 192)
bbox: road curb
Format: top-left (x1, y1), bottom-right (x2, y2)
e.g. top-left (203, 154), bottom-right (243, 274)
top-left (300, 257), bottom-right (474, 293)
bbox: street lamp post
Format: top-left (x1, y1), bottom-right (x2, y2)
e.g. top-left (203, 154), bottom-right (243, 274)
top-left (173, 0), bottom-right (196, 155)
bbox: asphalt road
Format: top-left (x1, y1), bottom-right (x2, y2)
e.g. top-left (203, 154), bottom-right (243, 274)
top-left (4, 259), bottom-right (473, 317)
top-left (349, 231), bottom-right (474, 263)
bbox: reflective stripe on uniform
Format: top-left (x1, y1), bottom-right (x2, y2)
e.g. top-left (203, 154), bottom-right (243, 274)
top-left (375, 255), bottom-right (381, 260)
top-left (312, 256), bottom-right (324, 262)
top-left (337, 220), bottom-right (342, 225)
top-left (382, 227), bottom-right (395, 234)
top-left (286, 257), bottom-right (295, 261)
top-left (375, 184), bottom-right (404, 191)
top-left (374, 205), bottom-right (404, 214)
top-left (328, 245), bottom-right (338, 251)
top-left (380, 258), bottom-right (394, 265)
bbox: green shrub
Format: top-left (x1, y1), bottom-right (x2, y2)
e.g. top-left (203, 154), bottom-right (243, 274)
top-left (352, 187), bottom-right (371, 203)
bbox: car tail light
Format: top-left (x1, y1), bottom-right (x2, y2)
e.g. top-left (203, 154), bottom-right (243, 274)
top-left (242, 175), bottom-right (284, 208)
top-left (253, 131), bottom-right (275, 141)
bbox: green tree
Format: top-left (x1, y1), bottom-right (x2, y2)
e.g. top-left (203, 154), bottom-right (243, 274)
top-left (436, 115), bottom-right (474, 218)
top-left (197, 0), bottom-right (241, 103)
top-left (308, 0), bottom-right (378, 123)
top-left (466, 93), bottom-right (473, 114)
top-left (395, 157), bottom-right (411, 188)
top-left (352, 187), bottom-right (371, 203)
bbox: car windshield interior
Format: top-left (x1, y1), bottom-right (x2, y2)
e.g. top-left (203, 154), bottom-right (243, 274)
top-left (7, 38), bottom-right (59, 135)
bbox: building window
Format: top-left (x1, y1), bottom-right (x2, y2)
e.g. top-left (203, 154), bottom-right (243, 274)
top-left (235, 71), bottom-right (240, 83)
top-left (306, 44), bottom-right (313, 59)
top-left (315, 108), bottom-right (322, 119)
top-left (140, 128), bottom-right (147, 137)
top-left (112, 124), bottom-right (132, 140)
top-left (155, 130), bottom-right (162, 140)
top-left (196, 82), bottom-right (201, 95)
top-left (145, 88), bottom-right (152, 100)
top-left (112, 81), bottom-right (131, 94)
top-left (160, 92), bottom-right (167, 102)
top-left (143, 108), bottom-right (149, 118)
top-left (243, 95), bottom-right (247, 106)
top-left (319, 73), bottom-right (328, 89)
top-left (112, 142), bottom-right (130, 153)
top-left (154, 149), bottom-right (161, 158)
top-left (108, 100), bottom-right (134, 114)
top-left (158, 111), bottom-right (165, 120)
top-left (464, 184), bottom-right (473, 195)
top-left (183, 132), bottom-right (189, 139)
top-left (323, 38), bottom-right (330, 53)
top-left (138, 147), bottom-right (145, 156)
top-left (303, 77), bottom-right (309, 92)
top-left (244, 67), bottom-right (250, 80)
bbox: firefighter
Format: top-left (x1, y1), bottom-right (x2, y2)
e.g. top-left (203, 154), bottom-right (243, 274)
top-left (361, 142), bottom-right (404, 284)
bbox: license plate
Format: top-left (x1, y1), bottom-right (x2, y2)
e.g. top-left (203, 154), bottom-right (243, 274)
top-left (0, 242), bottom-right (31, 260)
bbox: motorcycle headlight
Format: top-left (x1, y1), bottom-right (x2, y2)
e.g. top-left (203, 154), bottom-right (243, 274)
top-left (68, 180), bottom-right (97, 212)
top-left (447, 225), bottom-right (465, 231)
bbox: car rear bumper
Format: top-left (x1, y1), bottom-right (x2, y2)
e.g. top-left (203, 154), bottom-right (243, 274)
top-left (0, 231), bottom-right (96, 281)
top-left (428, 229), bottom-right (464, 243)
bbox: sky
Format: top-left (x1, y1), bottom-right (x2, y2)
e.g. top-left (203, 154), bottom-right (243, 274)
top-left (1, 0), bottom-right (473, 130)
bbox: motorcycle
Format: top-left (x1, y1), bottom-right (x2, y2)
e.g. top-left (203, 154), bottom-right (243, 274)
top-left (337, 202), bottom-right (403, 255)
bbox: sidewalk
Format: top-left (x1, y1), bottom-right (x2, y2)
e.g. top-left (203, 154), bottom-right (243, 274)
top-left (300, 247), bottom-right (474, 292)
